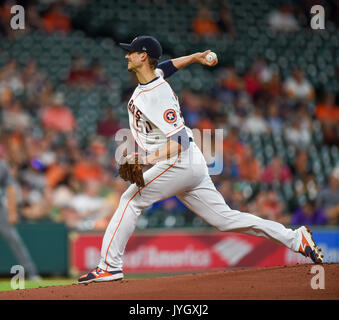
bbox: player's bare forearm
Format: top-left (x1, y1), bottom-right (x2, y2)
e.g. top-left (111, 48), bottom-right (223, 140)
top-left (7, 185), bottom-right (18, 224)
top-left (142, 140), bottom-right (182, 165)
top-left (171, 50), bottom-right (218, 69)
top-left (171, 54), bottom-right (197, 69)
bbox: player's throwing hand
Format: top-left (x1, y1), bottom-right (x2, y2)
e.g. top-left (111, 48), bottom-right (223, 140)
top-left (194, 50), bottom-right (218, 67)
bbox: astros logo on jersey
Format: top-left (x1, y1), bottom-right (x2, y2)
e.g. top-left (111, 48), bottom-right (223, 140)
top-left (164, 109), bottom-right (177, 123)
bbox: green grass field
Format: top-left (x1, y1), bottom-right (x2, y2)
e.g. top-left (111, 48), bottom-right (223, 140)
top-left (0, 273), bottom-right (176, 292)
top-left (0, 278), bottom-right (77, 292)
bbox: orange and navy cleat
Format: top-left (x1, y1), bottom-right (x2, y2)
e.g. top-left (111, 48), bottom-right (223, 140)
top-left (298, 226), bottom-right (323, 264)
top-left (78, 267), bottom-right (123, 284)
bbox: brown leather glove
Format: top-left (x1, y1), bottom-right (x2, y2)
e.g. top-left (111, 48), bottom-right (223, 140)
top-left (119, 153), bottom-right (145, 188)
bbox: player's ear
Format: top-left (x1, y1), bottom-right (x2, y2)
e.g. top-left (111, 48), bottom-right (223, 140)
top-left (139, 52), bottom-right (148, 63)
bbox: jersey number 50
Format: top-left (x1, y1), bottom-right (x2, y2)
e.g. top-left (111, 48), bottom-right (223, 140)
top-left (136, 119), bottom-right (153, 134)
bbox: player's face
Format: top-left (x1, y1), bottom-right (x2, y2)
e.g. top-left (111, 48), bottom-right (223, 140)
top-left (125, 51), bottom-right (143, 72)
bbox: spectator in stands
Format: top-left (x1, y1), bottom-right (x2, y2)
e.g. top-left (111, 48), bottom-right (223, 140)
top-left (3, 132), bottom-right (26, 170)
top-left (50, 180), bottom-right (75, 218)
top-left (251, 57), bottom-right (274, 84)
top-left (284, 68), bottom-right (315, 103)
top-left (41, 92), bottom-right (76, 132)
top-left (292, 199), bottom-right (328, 226)
top-left (89, 60), bottom-right (114, 88)
top-left (192, 6), bottom-right (219, 36)
top-left (64, 179), bottom-right (113, 230)
top-left (284, 116), bottom-right (312, 150)
top-left (45, 157), bottom-right (69, 189)
top-left (251, 188), bottom-right (287, 223)
top-left (13, 150), bottom-right (51, 222)
top-left (316, 166), bottom-right (339, 224)
top-left (316, 93), bottom-right (339, 124)
top-left (43, 2), bottom-right (72, 33)
top-left (216, 7), bottom-right (236, 38)
top-left (73, 153), bottom-right (103, 182)
top-left (38, 82), bottom-right (54, 108)
top-left (0, 59), bottom-right (24, 96)
top-left (297, 102), bottom-right (314, 129)
top-left (223, 127), bottom-right (246, 163)
top-left (315, 92), bottom-right (339, 146)
top-left (0, 2), bottom-right (18, 38)
top-left (1, 99), bottom-right (32, 132)
top-left (200, 94), bottom-right (223, 121)
top-left (88, 136), bottom-right (109, 166)
top-left (151, 196), bottom-right (186, 218)
top-left (197, 117), bottom-right (215, 132)
top-left (266, 102), bottom-right (283, 134)
top-left (67, 56), bottom-right (93, 87)
top-left (19, 156), bottom-right (46, 193)
top-left (268, 4), bottom-right (300, 32)
top-left (59, 203), bottom-right (79, 228)
top-left (263, 71), bottom-right (283, 99)
top-left (291, 150), bottom-right (314, 184)
top-left (238, 147), bottom-right (261, 182)
top-left (222, 151), bottom-right (239, 180)
top-left (217, 180), bottom-right (234, 208)
top-left (97, 109), bottom-right (121, 138)
top-left (242, 106), bottom-right (269, 134)
top-left (20, 181), bottom-right (51, 221)
top-left (26, 4), bottom-right (43, 31)
top-left (261, 155), bottom-right (292, 185)
top-left (21, 60), bottom-right (47, 101)
top-left (227, 105), bottom-right (244, 130)
top-left (180, 89), bottom-right (202, 128)
top-left (0, 88), bottom-right (13, 117)
top-left (218, 67), bottom-right (244, 103)
top-left (230, 182), bottom-right (250, 212)
top-left (233, 91), bottom-right (253, 118)
top-left (244, 65), bottom-right (262, 98)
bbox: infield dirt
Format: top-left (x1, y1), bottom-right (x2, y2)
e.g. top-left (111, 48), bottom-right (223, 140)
top-left (1, 263), bottom-right (338, 300)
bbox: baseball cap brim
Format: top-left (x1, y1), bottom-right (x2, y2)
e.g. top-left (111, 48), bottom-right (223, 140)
top-left (119, 43), bottom-right (133, 51)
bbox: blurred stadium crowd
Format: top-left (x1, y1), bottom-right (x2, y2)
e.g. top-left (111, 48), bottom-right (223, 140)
top-left (0, 0), bottom-right (338, 231)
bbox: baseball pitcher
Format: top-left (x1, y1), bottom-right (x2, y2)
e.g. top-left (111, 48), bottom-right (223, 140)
top-left (79, 36), bottom-right (323, 283)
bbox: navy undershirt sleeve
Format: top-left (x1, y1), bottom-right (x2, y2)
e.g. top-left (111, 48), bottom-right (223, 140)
top-left (157, 60), bottom-right (178, 79)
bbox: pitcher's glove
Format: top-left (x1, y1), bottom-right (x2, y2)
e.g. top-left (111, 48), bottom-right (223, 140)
top-left (118, 153), bottom-right (145, 188)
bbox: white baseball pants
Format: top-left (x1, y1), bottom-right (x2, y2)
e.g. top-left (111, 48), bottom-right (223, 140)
top-left (99, 142), bottom-right (300, 271)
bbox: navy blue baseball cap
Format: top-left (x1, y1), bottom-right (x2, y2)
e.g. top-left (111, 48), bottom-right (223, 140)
top-left (119, 36), bottom-right (162, 59)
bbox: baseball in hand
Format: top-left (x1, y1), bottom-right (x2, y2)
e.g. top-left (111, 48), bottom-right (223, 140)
top-left (205, 52), bottom-right (217, 63)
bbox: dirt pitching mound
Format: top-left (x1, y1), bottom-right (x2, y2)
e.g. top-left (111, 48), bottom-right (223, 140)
top-left (1, 263), bottom-right (338, 300)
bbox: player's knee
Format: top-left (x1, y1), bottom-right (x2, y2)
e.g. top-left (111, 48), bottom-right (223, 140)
top-left (120, 187), bottom-right (143, 210)
top-left (211, 217), bottom-right (232, 231)
top-left (202, 218), bottom-right (227, 232)
top-left (120, 189), bottom-right (133, 205)
top-left (120, 183), bottom-right (140, 201)
top-left (215, 224), bottom-right (227, 232)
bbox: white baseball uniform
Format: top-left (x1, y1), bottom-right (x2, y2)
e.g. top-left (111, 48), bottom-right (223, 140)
top-left (98, 69), bottom-right (301, 272)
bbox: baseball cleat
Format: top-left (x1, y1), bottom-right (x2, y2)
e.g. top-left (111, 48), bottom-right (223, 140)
top-left (298, 226), bottom-right (323, 264)
top-left (78, 267), bottom-right (124, 284)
